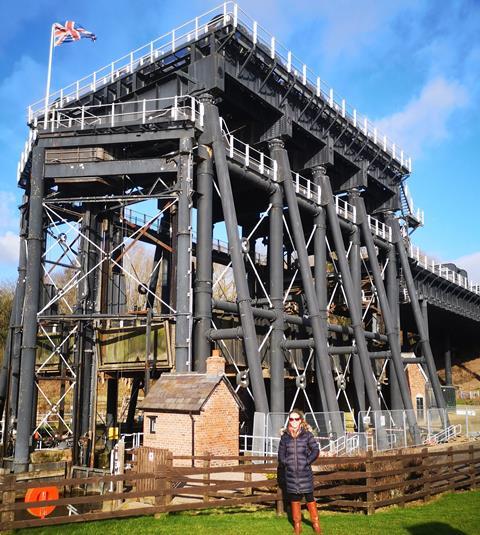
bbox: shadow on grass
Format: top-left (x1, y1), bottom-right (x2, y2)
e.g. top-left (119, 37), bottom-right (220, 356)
top-left (407, 523), bottom-right (467, 535)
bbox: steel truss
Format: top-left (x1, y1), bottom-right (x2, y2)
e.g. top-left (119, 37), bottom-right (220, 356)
top-left (3, 3), bottom-right (474, 472)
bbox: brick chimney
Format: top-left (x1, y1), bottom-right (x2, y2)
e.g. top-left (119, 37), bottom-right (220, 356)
top-left (206, 349), bottom-right (226, 376)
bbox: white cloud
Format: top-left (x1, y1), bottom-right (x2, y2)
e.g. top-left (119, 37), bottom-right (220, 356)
top-left (454, 252), bottom-right (480, 284)
top-left (375, 77), bottom-right (468, 156)
top-left (0, 232), bottom-right (19, 265)
top-left (315, 0), bottom-right (417, 63)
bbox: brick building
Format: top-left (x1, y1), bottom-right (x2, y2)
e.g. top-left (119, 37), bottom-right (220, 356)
top-left (404, 353), bottom-right (429, 419)
top-left (138, 351), bottom-right (243, 465)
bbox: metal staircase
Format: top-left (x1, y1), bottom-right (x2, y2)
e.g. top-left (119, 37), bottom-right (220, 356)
top-left (399, 181), bottom-right (424, 230)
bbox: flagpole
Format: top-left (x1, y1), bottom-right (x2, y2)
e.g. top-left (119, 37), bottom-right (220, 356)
top-left (43, 24), bottom-right (55, 129)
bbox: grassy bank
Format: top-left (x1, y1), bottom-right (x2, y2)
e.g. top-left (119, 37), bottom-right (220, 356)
top-left (18, 490), bottom-right (479, 534)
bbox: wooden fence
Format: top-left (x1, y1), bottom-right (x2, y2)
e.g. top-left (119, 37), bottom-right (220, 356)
top-left (1, 444), bottom-right (479, 530)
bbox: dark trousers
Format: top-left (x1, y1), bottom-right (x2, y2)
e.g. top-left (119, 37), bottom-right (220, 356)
top-left (288, 492), bottom-right (314, 503)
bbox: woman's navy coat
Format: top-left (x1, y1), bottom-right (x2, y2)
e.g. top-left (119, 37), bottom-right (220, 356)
top-left (278, 428), bottom-right (319, 495)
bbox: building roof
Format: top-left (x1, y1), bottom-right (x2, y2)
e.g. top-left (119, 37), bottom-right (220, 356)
top-left (138, 373), bottom-right (244, 413)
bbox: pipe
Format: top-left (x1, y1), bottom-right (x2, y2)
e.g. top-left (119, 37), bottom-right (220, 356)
top-left (208, 327), bottom-right (244, 340)
top-left (206, 101), bottom-right (269, 414)
top-left (268, 155), bottom-right (286, 415)
top-left (212, 298), bottom-right (389, 342)
top-left (392, 217), bottom-right (448, 415)
top-left (175, 137), bottom-right (194, 372)
top-left (193, 95), bottom-right (214, 371)
top-left (444, 332), bottom-right (452, 386)
top-left (312, 166), bottom-right (328, 412)
top-left (385, 212), bottom-right (403, 412)
top-left (320, 173), bottom-right (385, 426)
top-left (356, 197), bottom-right (420, 440)
top-left (14, 145), bottom-right (45, 472)
top-left (225, 159), bottom-right (391, 251)
top-left (282, 340), bottom-right (392, 359)
top-left (270, 141), bottom-right (343, 436)
top-left (347, 190), bottom-right (366, 416)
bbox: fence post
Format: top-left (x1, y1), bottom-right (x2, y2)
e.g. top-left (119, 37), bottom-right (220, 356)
top-left (244, 451), bottom-right (252, 496)
top-left (276, 485), bottom-right (284, 516)
top-left (365, 449), bottom-right (375, 515)
top-left (399, 450), bottom-right (406, 508)
top-left (448, 446), bottom-right (454, 480)
top-left (469, 445), bottom-right (476, 490)
top-left (1, 474), bottom-right (16, 527)
top-left (165, 452), bottom-right (173, 507)
top-left (422, 447), bottom-right (431, 502)
top-left (203, 452), bottom-right (212, 503)
top-left (115, 440), bottom-right (125, 510)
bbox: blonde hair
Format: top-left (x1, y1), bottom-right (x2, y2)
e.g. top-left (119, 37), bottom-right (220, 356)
top-left (288, 409), bottom-right (312, 433)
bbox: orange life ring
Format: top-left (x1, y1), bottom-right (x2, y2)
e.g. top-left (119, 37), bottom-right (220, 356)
top-left (25, 486), bottom-right (59, 518)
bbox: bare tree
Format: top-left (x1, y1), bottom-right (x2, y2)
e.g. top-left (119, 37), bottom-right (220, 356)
top-left (0, 280), bottom-right (15, 362)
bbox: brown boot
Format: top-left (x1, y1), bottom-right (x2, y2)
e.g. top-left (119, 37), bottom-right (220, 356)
top-left (306, 501), bottom-right (321, 534)
top-left (291, 501), bottom-right (302, 534)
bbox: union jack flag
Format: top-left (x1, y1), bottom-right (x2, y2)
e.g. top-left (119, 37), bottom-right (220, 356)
top-left (54, 21), bottom-right (96, 47)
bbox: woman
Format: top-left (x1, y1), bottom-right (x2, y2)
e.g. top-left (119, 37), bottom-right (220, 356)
top-left (278, 409), bottom-right (321, 534)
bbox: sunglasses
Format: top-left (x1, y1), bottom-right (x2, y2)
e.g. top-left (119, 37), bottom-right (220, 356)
top-left (289, 417), bottom-right (301, 421)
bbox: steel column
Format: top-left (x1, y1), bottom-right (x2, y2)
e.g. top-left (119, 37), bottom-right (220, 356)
top-left (320, 174), bottom-right (385, 428)
top-left (14, 146), bottom-right (45, 472)
top-left (268, 143), bottom-right (285, 415)
top-left (444, 332), bottom-right (452, 386)
top-left (355, 197), bottom-right (419, 439)
top-left (347, 190), bottom-right (366, 416)
top-left (8, 216), bottom-right (27, 428)
top-left (78, 207), bottom-right (99, 447)
top-left (385, 213), bottom-right (403, 412)
top-left (0, 201), bottom-right (26, 431)
top-left (212, 299), bottom-right (389, 342)
top-left (175, 137), bottom-right (194, 372)
top-left (270, 142), bottom-right (343, 435)
top-left (312, 166), bottom-right (328, 412)
top-left (206, 102), bottom-right (269, 414)
top-left (194, 97), bottom-right (214, 372)
top-left (392, 218), bottom-right (447, 412)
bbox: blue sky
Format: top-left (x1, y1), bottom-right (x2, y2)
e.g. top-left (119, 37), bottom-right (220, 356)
top-left (1, 0), bottom-right (479, 281)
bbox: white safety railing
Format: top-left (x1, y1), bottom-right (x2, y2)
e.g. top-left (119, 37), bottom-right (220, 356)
top-left (41, 95), bottom-right (203, 133)
top-left (335, 196), bottom-right (356, 223)
top-left (110, 432), bottom-right (144, 480)
top-left (16, 126), bottom-right (38, 182)
top-left (225, 133), bottom-right (278, 182)
top-left (409, 244), bottom-right (480, 295)
top-left (424, 424), bottom-right (462, 445)
top-left (223, 132), bottom-right (358, 223)
top-left (120, 432), bottom-right (143, 450)
top-left (320, 434), bottom-right (345, 456)
top-left (318, 433), bottom-right (363, 456)
top-left (28, 2), bottom-right (411, 171)
top-left (239, 434), bottom-right (280, 456)
top-left (403, 184), bottom-right (424, 225)
top-left (367, 215), bottom-right (392, 242)
top-left (28, 4), bottom-right (231, 120)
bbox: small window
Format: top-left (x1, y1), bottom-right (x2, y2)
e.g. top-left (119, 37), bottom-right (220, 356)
top-left (148, 416), bottom-right (157, 434)
top-left (416, 395), bottom-right (425, 418)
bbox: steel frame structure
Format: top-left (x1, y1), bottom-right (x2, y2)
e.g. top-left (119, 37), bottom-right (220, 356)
top-left (1, 3), bottom-right (479, 471)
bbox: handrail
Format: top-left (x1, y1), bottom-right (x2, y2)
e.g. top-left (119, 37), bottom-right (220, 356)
top-left (42, 95), bottom-right (203, 132)
top-left (27, 2), bottom-right (411, 171)
top-left (424, 424), bottom-right (461, 445)
top-left (17, 94), bottom-right (480, 296)
top-left (408, 244), bottom-right (480, 295)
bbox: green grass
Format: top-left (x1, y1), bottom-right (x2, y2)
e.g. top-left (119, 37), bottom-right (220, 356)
top-left (18, 490), bottom-right (479, 535)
